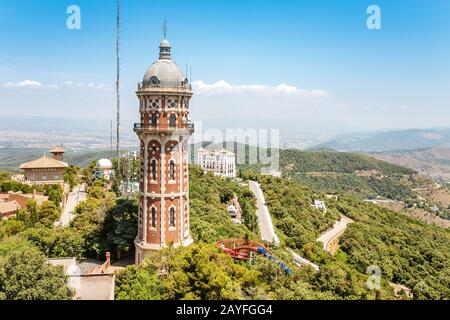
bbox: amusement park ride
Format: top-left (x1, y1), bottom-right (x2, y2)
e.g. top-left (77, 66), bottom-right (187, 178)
top-left (216, 239), bottom-right (292, 275)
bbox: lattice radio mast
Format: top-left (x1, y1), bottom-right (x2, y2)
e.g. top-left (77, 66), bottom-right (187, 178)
top-left (110, 119), bottom-right (113, 153)
top-left (116, 0), bottom-right (121, 166)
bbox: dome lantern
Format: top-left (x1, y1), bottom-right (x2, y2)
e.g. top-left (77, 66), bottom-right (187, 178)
top-left (159, 38), bottom-right (172, 60)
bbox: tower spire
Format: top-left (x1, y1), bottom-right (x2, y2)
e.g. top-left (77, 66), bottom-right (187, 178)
top-left (159, 17), bottom-right (172, 60)
top-left (163, 16), bottom-right (167, 39)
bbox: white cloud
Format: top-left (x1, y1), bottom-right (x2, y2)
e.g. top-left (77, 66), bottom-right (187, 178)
top-left (61, 81), bottom-right (110, 91)
top-left (3, 80), bottom-right (45, 89)
top-left (192, 80), bottom-right (329, 98)
top-left (2, 80), bottom-right (110, 91)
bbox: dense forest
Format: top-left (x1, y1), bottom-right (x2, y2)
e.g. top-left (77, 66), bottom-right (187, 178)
top-left (281, 150), bottom-right (415, 175)
top-left (116, 167), bottom-right (387, 300)
top-left (1, 154), bottom-right (449, 300)
top-left (249, 173), bottom-right (450, 299)
top-left (116, 167), bottom-right (449, 300)
top-left (279, 150), bottom-right (421, 201)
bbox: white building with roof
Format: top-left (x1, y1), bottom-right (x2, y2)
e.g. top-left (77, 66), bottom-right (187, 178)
top-left (313, 199), bottom-right (327, 212)
top-left (197, 148), bottom-right (236, 178)
top-left (95, 159), bottom-right (114, 181)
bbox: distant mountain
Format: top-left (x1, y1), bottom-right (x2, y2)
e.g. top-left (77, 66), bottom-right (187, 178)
top-left (0, 148), bottom-right (130, 172)
top-left (311, 128), bottom-right (450, 152)
top-left (372, 147), bottom-right (450, 184)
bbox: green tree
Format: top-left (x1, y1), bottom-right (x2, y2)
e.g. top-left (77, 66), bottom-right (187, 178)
top-left (47, 189), bottom-right (61, 208)
top-left (102, 198), bottom-right (138, 260)
top-left (0, 219), bottom-right (26, 239)
top-left (27, 199), bottom-right (39, 226)
top-left (147, 243), bottom-right (261, 300)
top-left (0, 171), bottom-right (10, 182)
top-left (64, 166), bottom-right (80, 190)
top-left (87, 185), bottom-right (106, 200)
top-left (71, 191), bottom-right (116, 258)
top-left (38, 201), bottom-right (60, 227)
top-left (20, 227), bottom-right (85, 258)
top-left (115, 265), bottom-right (161, 300)
top-left (0, 247), bottom-right (74, 300)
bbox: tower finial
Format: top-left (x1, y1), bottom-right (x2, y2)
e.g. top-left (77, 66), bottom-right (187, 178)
top-left (163, 16), bottom-right (167, 39)
top-left (159, 16), bottom-right (171, 60)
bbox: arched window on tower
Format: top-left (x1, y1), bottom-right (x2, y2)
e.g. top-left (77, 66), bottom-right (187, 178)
top-left (169, 207), bottom-right (176, 227)
top-left (151, 207), bottom-right (156, 228)
top-left (151, 113), bottom-right (157, 127)
top-left (169, 114), bottom-right (176, 128)
top-left (151, 160), bottom-right (157, 180)
top-left (169, 160), bottom-right (175, 180)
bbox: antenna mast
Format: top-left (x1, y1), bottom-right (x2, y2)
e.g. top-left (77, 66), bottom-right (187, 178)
top-left (116, 0), bottom-right (121, 163)
top-left (163, 16), bottom-right (167, 39)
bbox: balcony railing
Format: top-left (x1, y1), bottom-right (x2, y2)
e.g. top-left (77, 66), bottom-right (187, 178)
top-left (134, 123), bottom-right (194, 132)
top-left (137, 82), bottom-right (192, 91)
top-left (134, 123), bottom-right (155, 130)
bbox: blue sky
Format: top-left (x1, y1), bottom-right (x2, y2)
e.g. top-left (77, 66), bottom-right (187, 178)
top-left (0, 0), bottom-right (449, 132)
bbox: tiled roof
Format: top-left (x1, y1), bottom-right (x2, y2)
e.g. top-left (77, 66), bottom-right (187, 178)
top-left (20, 155), bottom-right (68, 169)
top-left (50, 146), bottom-right (65, 153)
top-left (198, 148), bottom-right (236, 156)
top-left (0, 200), bottom-right (21, 214)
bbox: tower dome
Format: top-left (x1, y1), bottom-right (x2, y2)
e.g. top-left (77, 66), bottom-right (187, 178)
top-left (142, 38), bottom-right (188, 88)
top-left (159, 38), bottom-right (171, 48)
top-left (96, 159), bottom-right (112, 169)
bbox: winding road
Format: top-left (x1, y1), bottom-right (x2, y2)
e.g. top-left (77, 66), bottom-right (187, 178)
top-left (317, 216), bottom-right (353, 253)
top-left (248, 180), bottom-right (320, 271)
top-left (248, 180), bottom-right (280, 245)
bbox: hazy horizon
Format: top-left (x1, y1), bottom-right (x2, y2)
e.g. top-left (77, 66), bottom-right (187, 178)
top-left (1, 114), bottom-right (450, 135)
top-left (1, 0), bottom-right (449, 133)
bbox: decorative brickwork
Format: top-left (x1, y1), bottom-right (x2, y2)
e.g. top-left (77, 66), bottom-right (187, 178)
top-left (134, 38), bottom-right (194, 264)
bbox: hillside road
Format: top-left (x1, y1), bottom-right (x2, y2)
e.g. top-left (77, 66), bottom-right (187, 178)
top-left (317, 216), bottom-right (353, 253)
top-left (248, 180), bottom-right (280, 245)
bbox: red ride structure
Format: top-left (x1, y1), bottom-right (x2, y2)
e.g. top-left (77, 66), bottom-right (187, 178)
top-left (216, 239), bottom-right (270, 260)
top-left (216, 239), bottom-right (292, 274)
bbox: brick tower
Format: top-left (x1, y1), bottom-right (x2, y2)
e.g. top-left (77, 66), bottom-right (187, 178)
top-left (134, 36), bottom-right (194, 264)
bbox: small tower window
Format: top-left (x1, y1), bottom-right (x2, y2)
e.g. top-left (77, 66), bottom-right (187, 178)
top-left (169, 207), bottom-right (176, 227)
top-left (169, 160), bottom-right (175, 180)
top-left (151, 113), bottom-right (157, 126)
top-left (169, 114), bottom-right (176, 128)
top-left (151, 207), bottom-right (156, 228)
top-left (151, 160), bottom-right (157, 180)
